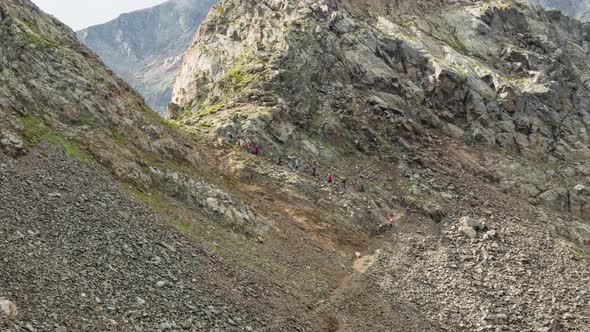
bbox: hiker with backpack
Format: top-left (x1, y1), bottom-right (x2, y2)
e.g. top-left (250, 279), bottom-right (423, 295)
top-left (359, 181), bottom-right (366, 192)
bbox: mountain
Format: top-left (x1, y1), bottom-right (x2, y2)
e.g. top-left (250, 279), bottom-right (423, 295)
top-left (2, 0), bottom-right (590, 331)
top-left (169, 0), bottom-right (590, 330)
top-left (77, 0), bottom-right (216, 114)
top-left (526, 0), bottom-right (590, 20)
top-left (170, 0), bottom-right (590, 220)
top-left (0, 0), bottom-right (281, 330)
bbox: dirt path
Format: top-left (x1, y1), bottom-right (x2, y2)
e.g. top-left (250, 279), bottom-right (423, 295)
top-left (305, 210), bottom-right (446, 332)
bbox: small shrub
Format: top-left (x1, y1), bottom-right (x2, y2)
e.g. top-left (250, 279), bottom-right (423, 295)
top-left (164, 119), bottom-right (180, 129)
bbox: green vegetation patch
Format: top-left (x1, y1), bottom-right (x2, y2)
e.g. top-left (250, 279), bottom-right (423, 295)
top-left (15, 18), bottom-right (58, 49)
top-left (214, 4), bottom-right (225, 15)
top-left (164, 119), bottom-right (180, 129)
top-left (197, 102), bottom-right (224, 117)
top-left (18, 116), bottom-right (50, 144)
top-left (224, 63), bottom-right (263, 90)
top-left (1, 68), bottom-right (15, 79)
top-left (127, 186), bottom-right (170, 213)
top-left (570, 246), bottom-right (588, 258)
top-left (221, 50), bottom-right (270, 93)
top-left (46, 133), bottom-right (65, 144)
top-left (63, 142), bottom-right (94, 166)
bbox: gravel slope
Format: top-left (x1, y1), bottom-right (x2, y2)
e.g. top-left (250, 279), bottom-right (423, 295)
top-left (0, 145), bottom-right (273, 332)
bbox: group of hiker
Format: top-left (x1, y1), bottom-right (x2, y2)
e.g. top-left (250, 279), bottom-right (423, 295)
top-left (295, 160), bottom-right (368, 192)
top-left (231, 135), bottom-right (370, 192)
top-left (234, 136), bottom-right (261, 155)
top-left (375, 217), bottom-right (396, 235)
top-left (230, 134), bottom-right (411, 237)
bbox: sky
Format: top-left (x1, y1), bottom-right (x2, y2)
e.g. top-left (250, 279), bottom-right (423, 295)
top-left (32, 0), bottom-right (168, 31)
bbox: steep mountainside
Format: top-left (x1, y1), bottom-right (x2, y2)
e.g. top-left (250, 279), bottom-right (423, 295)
top-left (77, 0), bottom-right (216, 114)
top-left (526, 0), bottom-right (590, 21)
top-left (0, 0), bottom-right (322, 330)
top-left (171, 0), bottom-right (590, 225)
top-left (169, 0), bottom-right (590, 330)
top-left (2, 0), bottom-right (590, 331)
top-left (3, 1), bottom-right (442, 330)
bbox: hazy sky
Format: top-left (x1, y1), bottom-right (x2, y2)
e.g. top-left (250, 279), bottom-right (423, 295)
top-left (32, 0), bottom-right (168, 30)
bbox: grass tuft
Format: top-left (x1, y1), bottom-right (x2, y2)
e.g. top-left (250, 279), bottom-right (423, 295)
top-left (19, 116), bottom-right (50, 144)
top-left (63, 142), bottom-right (94, 166)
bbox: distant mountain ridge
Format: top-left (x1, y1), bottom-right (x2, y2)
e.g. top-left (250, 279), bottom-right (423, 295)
top-left (526, 0), bottom-right (590, 20)
top-left (77, 0), bottom-right (217, 114)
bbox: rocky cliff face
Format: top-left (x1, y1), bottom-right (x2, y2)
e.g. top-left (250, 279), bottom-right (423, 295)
top-left (1, 0), bottom-right (271, 241)
top-left (77, 0), bottom-right (216, 114)
top-left (171, 0), bottom-right (590, 222)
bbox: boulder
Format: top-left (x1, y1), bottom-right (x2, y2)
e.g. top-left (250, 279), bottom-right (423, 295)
top-left (459, 216), bottom-right (487, 231)
top-left (574, 184), bottom-right (589, 196)
top-left (459, 225), bottom-right (477, 239)
top-left (330, 12), bottom-right (358, 34)
top-left (425, 203), bottom-right (446, 223)
top-left (501, 47), bottom-right (531, 71)
top-left (165, 102), bottom-right (182, 120)
top-left (205, 197), bottom-right (220, 213)
top-left (0, 298), bottom-right (17, 318)
top-left (483, 230), bottom-right (498, 240)
top-left (0, 132), bottom-right (26, 157)
top-left (537, 188), bottom-right (569, 212)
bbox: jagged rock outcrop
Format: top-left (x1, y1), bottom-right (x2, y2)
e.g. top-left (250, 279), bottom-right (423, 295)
top-left (77, 0), bottom-right (216, 114)
top-left (171, 0), bottom-right (590, 222)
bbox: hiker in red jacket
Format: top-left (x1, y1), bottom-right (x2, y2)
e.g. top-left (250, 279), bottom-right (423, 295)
top-left (254, 145), bottom-right (260, 156)
top-left (327, 174), bottom-right (333, 184)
